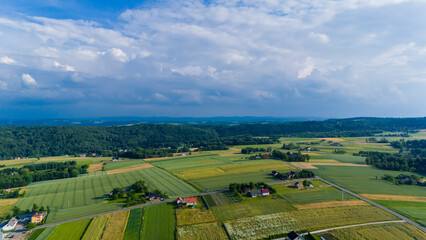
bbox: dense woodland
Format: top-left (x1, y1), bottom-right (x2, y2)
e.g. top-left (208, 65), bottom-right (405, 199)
top-left (0, 161), bottom-right (87, 189)
top-left (362, 151), bottom-right (426, 173)
top-left (0, 117), bottom-right (425, 159)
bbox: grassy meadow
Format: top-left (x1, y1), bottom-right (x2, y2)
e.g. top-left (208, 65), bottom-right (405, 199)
top-left (47, 218), bottom-right (91, 240)
top-left (141, 203), bottom-right (176, 240)
top-left (123, 209), bottom-right (143, 240)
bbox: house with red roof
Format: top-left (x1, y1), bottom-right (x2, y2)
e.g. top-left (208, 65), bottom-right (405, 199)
top-left (261, 188), bottom-right (270, 196)
top-left (185, 197), bottom-right (197, 206)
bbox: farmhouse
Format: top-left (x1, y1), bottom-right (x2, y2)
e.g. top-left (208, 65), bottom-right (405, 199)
top-left (112, 157), bottom-right (119, 162)
top-left (287, 231), bottom-right (303, 240)
top-left (148, 193), bottom-right (162, 201)
top-left (2, 218), bottom-right (18, 231)
top-left (249, 190), bottom-right (262, 198)
top-left (294, 182), bottom-right (304, 190)
top-left (271, 171), bottom-right (278, 177)
top-left (176, 197), bottom-right (184, 205)
top-left (31, 213), bottom-right (44, 224)
top-left (185, 197), bottom-right (197, 206)
top-left (308, 181), bottom-right (314, 188)
top-left (261, 188), bottom-right (270, 196)
top-left (263, 153), bottom-right (270, 158)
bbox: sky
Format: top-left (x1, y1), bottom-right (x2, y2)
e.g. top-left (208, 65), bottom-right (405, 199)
top-left (0, 0), bottom-right (426, 119)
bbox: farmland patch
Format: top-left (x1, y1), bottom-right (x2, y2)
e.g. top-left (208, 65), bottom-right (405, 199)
top-left (105, 163), bottom-right (153, 175)
top-left (177, 223), bottom-right (229, 240)
top-left (101, 210), bottom-right (129, 240)
top-left (47, 218), bottom-right (91, 240)
top-left (141, 203), bottom-right (175, 240)
top-left (294, 200), bottom-right (367, 210)
top-left (176, 208), bottom-right (216, 226)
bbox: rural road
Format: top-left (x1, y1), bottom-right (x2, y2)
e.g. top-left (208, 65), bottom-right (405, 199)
top-left (33, 189), bottom-right (226, 230)
top-left (284, 160), bottom-right (426, 233)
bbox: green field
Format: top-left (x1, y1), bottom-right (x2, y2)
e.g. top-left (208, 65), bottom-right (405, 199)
top-left (81, 215), bottom-right (111, 240)
top-left (280, 188), bottom-right (356, 204)
top-left (319, 222), bottom-right (426, 240)
top-left (103, 159), bottom-right (146, 171)
top-left (150, 154), bottom-right (232, 172)
top-left (204, 192), bottom-right (232, 207)
top-left (374, 200), bottom-right (426, 226)
top-left (224, 205), bottom-right (397, 239)
top-left (48, 218), bottom-right (91, 240)
top-left (28, 229), bottom-right (45, 240)
top-left (123, 208), bottom-right (143, 240)
top-left (16, 166), bottom-right (198, 223)
top-left (141, 203), bottom-right (176, 240)
top-left (212, 198), bottom-right (295, 221)
top-left (313, 165), bottom-right (426, 197)
top-left (35, 226), bottom-right (57, 240)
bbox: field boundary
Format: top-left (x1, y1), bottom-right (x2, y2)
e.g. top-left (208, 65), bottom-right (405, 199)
top-left (301, 220), bottom-right (405, 236)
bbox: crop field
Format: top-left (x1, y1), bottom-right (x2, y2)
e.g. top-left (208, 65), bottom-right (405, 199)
top-left (87, 163), bottom-right (103, 173)
top-left (149, 154), bottom-right (233, 171)
top-left (16, 166), bottom-right (198, 222)
top-left (0, 198), bottom-right (18, 219)
top-left (103, 159), bottom-right (146, 171)
top-left (319, 222), bottom-right (426, 240)
top-left (294, 200), bottom-right (367, 210)
top-left (224, 205), bottom-right (396, 239)
top-left (48, 218), bottom-right (91, 240)
top-left (177, 223), bottom-right (229, 240)
top-left (373, 200), bottom-right (426, 226)
top-left (101, 210), bottom-right (129, 240)
top-left (176, 160), bottom-right (295, 190)
top-left (280, 188), bottom-right (357, 204)
top-left (28, 229), bottom-right (45, 240)
top-left (81, 215), bottom-right (111, 240)
top-left (105, 163), bottom-right (153, 175)
top-left (141, 203), bottom-right (176, 240)
top-left (176, 208), bottom-right (216, 226)
top-left (204, 192), bottom-right (232, 207)
top-left (313, 165), bottom-right (426, 197)
top-left (35, 226), bottom-right (57, 240)
top-left (123, 208), bottom-right (143, 240)
top-left (212, 198), bottom-right (295, 221)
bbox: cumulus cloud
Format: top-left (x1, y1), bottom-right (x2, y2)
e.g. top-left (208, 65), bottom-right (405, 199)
top-left (0, 56), bottom-right (17, 64)
top-left (21, 73), bottom-right (37, 87)
top-left (0, 0), bottom-right (424, 117)
top-left (108, 48), bottom-right (129, 62)
top-left (0, 80), bottom-right (7, 90)
top-left (309, 32), bottom-right (330, 43)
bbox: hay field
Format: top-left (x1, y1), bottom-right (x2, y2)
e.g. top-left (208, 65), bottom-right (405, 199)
top-left (319, 222), bottom-right (426, 240)
top-left (105, 163), bottom-right (153, 175)
top-left (294, 200), bottom-right (367, 210)
top-left (176, 208), bottom-right (216, 226)
top-left (101, 210), bottom-right (129, 240)
top-left (81, 215), bottom-right (111, 240)
top-left (177, 223), bottom-right (229, 240)
top-left (141, 203), bottom-right (175, 240)
top-left (361, 194), bottom-right (426, 202)
top-left (87, 163), bottom-right (103, 173)
top-left (0, 198), bottom-right (18, 219)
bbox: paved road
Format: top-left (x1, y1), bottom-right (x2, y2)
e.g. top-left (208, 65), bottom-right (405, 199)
top-left (283, 160), bottom-right (426, 233)
top-left (34, 190), bottom-right (226, 230)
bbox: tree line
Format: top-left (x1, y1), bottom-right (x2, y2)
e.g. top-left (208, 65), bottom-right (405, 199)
top-left (0, 161), bottom-right (87, 189)
top-left (361, 151), bottom-right (426, 173)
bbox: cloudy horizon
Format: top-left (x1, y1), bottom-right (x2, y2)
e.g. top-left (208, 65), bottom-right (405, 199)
top-left (0, 0), bottom-right (426, 119)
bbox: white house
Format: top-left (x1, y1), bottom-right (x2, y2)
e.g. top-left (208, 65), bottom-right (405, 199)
top-left (2, 218), bottom-right (18, 231)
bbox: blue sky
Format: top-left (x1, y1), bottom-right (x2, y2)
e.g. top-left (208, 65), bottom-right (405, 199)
top-left (0, 0), bottom-right (426, 119)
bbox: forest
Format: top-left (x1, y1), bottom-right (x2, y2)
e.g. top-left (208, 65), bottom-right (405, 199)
top-left (0, 161), bottom-right (88, 189)
top-left (362, 151), bottom-right (426, 173)
top-left (0, 117), bottom-right (425, 159)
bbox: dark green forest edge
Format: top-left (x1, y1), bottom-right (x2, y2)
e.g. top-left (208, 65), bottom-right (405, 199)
top-left (1, 117), bottom-right (425, 159)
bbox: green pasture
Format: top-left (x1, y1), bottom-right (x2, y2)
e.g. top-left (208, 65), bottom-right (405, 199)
top-left (150, 154), bottom-right (233, 172)
top-left (34, 226), bottom-right (57, 240)
top-left (280, 188), bottom-right (356, 204)
top-left (211, 198), bottom-right (294, 221)
top-left (313, 165), bottom-right (426, 197)
top-left (16, 166), bottom-right (198, 223)
top-left (123, 208), bottom-right (144, 240)
top-left (374, 200), bottom-right (426, 226)
top-left (47, 218), bottom-right (91, 240)
top-left (103, 159), bottom-right (146, 171)
top-left (321, 154), bottom-right (366, 164)
top-left (141, 203), bottom-right (175, 240)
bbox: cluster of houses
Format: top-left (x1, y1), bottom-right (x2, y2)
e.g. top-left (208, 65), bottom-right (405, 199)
top-left (1, 213), bottom-right (44, 232)
top-left (248, 189), bottom-right (270, 198)
top-left (13, 157), bottom-right (28, 160)
top-left (294, 181), bottom-right (314, 190)
top-left (176, 197), bottom-right (197, 206)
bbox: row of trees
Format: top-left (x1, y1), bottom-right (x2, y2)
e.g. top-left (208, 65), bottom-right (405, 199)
top-left (362, 151), bottom-right (426, 173)
top-left (0, 161), bottom-right (87, 189)
top-left (273, 170), bottom-right (315, 180)
top-left (382, 174), bottom-right (423, 186)
top-left (271, 150), bottom-right (310, 162)
top-left (241, 147), bottom-right (267, 154)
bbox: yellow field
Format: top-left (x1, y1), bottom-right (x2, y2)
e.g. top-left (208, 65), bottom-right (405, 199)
top-left (88, 163), bottom-right (103, 173)
top-left (317, 138), bottom-right (345, 142)
top-left (82, 215), bottom-right (111, 240)
top-left (101, 210), bottom-right (129, 240)
top-left (360, 194), bottom-right (426, 202)
top-left (176, 208), bottom-right (216, 226)
top-left (0, 198), bottom-right (19, 218)
top-left (105, 163), bottom-right (154, 175)
top-left (294, 200), bottom-right (367, 210)
top-left (291, 162), bottom-right (369, 169)
top-left (175, 161), bottom-right (295, 180)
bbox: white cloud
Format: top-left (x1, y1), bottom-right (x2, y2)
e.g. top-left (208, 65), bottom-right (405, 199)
top-left (309, 32), bottom-right (330, 43)
top-left (298, 57), bottom-right (316, 79)
top-left (171, 66), bottom-right (203, 76)
top-left (53, 61), bottom-right (76, 71)
top-left (0, 56), bottom-right (17, 64)
top-left (108, 48), bottom-right (129, 62)
top-left (21, 73), bottom-right (37, 87)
